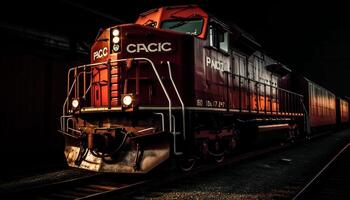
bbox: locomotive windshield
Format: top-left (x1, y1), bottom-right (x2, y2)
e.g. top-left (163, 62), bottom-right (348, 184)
top-left (161, 19), bottom-right (203, 35)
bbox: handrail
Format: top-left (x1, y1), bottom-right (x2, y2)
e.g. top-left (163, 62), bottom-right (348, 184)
top-left (60, 57), bottom-right (304, 158)
top-left (167, 61), bottom-right (186, 140)
top-left (224, 71), bottom-right (303, 97)
top-left (300, 97), bottom-right (311, 134)
top-left (62, 75), bottom-right (77, 131)
top-left (60, 115), bottom-right (72, 131)
top-left (226, 70), bottom-right (304, 114)
top-left (60, 57), bottom-right (183, 155)
top-left (154, 113), bottom-right (165, 132)
top-left (139, 58), bottom-right (182, 155)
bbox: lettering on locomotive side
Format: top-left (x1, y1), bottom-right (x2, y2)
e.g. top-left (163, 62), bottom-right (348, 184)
top-left (126, 42), bottom-right (172, 53)
top-left (93, 47), bottom-right (108, 61)
top-left (206, 56), bottom-right (230, 72)
top-left (196, 99), bottom-right (226, 108)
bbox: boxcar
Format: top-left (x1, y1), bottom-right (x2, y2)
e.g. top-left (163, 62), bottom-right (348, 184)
top-left (336, 97), bottom-right (349, 125)
top-left (279, 74), bottom-right (336, 131)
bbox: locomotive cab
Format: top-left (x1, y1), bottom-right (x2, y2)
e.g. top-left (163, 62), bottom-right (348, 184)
top-left (135, 5), bottom-right (209, 39)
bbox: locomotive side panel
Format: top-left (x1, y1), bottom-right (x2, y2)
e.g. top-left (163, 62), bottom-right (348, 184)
top-left (193, 23), bottom-right (291, 113)
top-left (251, 53), bottom-right (282, 112)
top-left (193, 38), bottom-right (229, 109)
top-left (229, 50), bottom-right (287, 113)
top-left (231, 51), bottom-right (248, 111)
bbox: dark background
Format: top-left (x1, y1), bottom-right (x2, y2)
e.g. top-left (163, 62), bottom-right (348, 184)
top-left (0, 0), bottom-right (349, 175)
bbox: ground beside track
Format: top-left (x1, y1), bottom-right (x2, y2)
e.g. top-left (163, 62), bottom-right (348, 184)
top-left (0, 168), bottom-right (95, 193)
top-left (130, 128), bottom-right (350, 200)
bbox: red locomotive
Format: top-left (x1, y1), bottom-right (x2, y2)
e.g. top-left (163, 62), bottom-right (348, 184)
top-left (59, 5), bottom-right (349, 173)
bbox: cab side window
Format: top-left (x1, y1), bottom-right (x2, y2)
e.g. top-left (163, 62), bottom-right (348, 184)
top-left (209, 24), bottom-right (229, 52)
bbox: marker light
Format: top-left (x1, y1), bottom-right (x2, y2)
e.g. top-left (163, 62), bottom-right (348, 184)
top-left (72, 99), bottom-right (79, 108)
top-left (112, 29), bottom-right (120, 36)
top-left (111, 28), bottom-right (121, 53)
top-left (122, 95), bottom-right (133, 107)
top-left (112, 36), bottom-right (120, 43)
top-left (113, 44), bottom-right (120, 52)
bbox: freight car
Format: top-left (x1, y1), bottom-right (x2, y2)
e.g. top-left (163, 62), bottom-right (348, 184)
top-left (59, 5), bottom-right (345, 173)
top-left (337, 97), bottom-right (349, 127)
top-left (279, 74), bottom-right (349, 131)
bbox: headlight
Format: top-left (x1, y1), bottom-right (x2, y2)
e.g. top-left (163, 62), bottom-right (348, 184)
top-left (112, 29), bottom-right (120, 36)
top-left (72, 99), bottom-right (79, 108)
top-left (122, 95), bottom-right (133, 107)
top-left (112, 36), bottom-right (120, 43)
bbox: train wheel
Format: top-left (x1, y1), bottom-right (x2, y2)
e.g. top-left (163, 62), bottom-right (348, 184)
top-left (213, 153), bottom-right (225, 163)
top-left (287, 128), bottom-right (295, 143)
top-left (294, 127), bottom-right (300, 138)
top-left (201, 140), bottom-right (209, 160)
top-left (179, 157), bottom-right (196, 172)
top-left (287, 126), bottom-right (300, 144)
top-left (209, 140), bottom-right (225, 163)
top-left (228, 136), bottom-right (238, 153)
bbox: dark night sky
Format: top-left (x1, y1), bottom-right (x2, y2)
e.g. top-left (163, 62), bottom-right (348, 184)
top-left (2, 0), bottom-right (350, 96)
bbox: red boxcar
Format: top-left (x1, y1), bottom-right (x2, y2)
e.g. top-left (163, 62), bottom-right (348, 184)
top-left (340, 99), bottom-right (349, 123)
top-left (337, 98), bottom-right (349, 124)
top-left (279, 74), bottom-right (336, 129)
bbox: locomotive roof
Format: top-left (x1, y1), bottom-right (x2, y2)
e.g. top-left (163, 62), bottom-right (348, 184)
top-left (265, 63), bottom-right (291, 76)
top-left (139, 5), bottom-right (261, 48)
top-left (303, 76), bottom-right (335, 95)
top-left (139, 4), bottom-right (199, 17)
top-left (138, 5), bottom-right (292, 75)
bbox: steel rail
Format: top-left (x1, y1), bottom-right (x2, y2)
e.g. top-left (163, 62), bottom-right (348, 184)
top-left (292, 142), bottom-right (350, 200)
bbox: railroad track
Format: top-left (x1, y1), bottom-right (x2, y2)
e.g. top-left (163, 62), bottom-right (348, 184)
top-left (292, 142), bottom-right (350, 200)
top-left (0, 143), bottom-right (290, 200)
top-left (2, 132), bottom-right (334, 200)
top-left (1, 172), bottom-right (148, 200)
top-left (35, 178), bottom-right (147, 200)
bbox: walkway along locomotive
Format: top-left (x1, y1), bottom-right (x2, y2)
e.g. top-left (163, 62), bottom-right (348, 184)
top-left (59, 5), bottom-right (349, 173)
